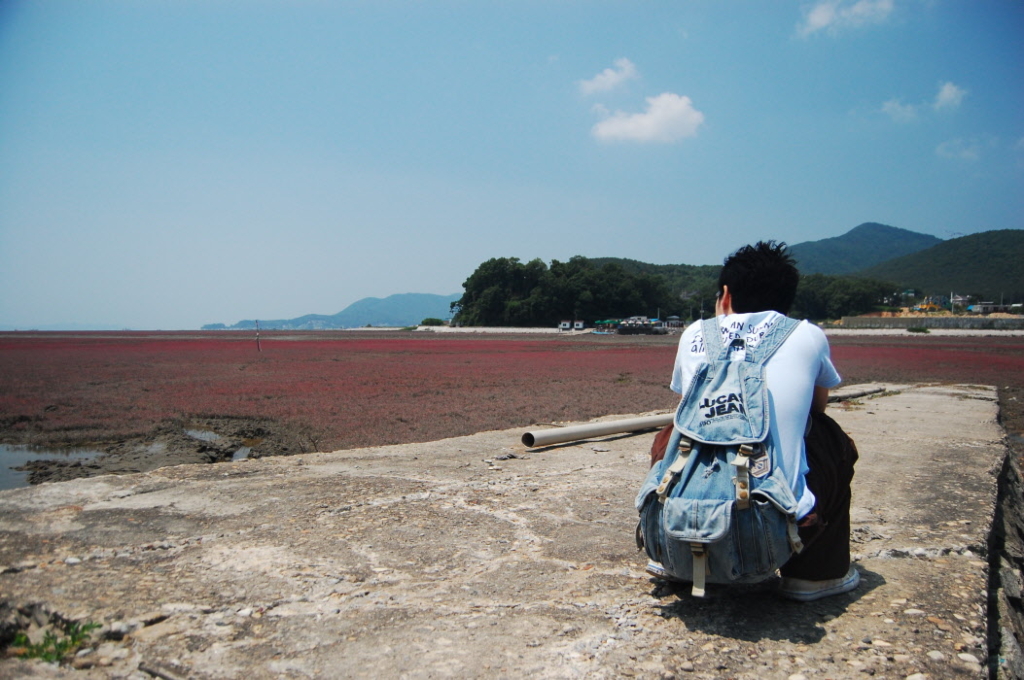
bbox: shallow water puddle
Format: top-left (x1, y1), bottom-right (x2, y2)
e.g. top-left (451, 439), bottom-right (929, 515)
top-left (184, 429), bottom-right (223, 442)
top-left (0, 444), bottom-right (104, 491)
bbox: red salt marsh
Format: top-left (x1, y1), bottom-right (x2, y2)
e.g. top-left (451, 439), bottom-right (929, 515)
top-left (0, 332), bottom-right (680, 454)
top-left (1, 330), bottom-right (1022, 484)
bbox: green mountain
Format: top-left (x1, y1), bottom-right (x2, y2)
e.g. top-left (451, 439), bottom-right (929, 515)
top-left (855, 229), bottom-right (1024, 302)
top-left (789, 223), bottom-right (943, 275)
top-left (591, 223), bottom-right (943, 292)
top-left (203, 293), bottom-right (461, 330)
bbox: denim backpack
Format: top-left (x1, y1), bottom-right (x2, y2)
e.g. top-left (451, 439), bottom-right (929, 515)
top-left (635, 313), bottom-right (804, 597)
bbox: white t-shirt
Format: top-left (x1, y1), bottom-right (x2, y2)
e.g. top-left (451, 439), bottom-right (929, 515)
top-left (670, 312), bottom-right (841, 519)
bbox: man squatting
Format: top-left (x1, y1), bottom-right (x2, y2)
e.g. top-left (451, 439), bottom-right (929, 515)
top-left (652, 241), bottom-right (860, 600)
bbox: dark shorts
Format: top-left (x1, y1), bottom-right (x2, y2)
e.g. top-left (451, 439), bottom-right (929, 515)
top-left (780, 410), bottom-right (859, 580)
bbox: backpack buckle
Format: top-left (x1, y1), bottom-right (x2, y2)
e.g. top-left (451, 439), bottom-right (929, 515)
top-left (656, 437), bottom-right (693, 502)
top-left (690, 544), bottom-right (707, 598)
top-left (733, 444), bottom-right (757, 510)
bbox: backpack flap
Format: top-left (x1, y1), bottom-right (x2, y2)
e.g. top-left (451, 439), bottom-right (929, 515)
top-left (663, 497), bottom-right (732, 543)
top-left (674, 360), bottom-right (769, 445)
top-left (745, 468), bottom-right (800, 517)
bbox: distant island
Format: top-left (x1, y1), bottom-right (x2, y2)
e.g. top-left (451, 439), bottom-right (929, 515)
top-left (202, 293), bottom-right (462, 331)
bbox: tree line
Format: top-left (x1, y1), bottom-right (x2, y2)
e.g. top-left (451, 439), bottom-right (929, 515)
top-left (450, 257), bottom-right (674, 327)
top-left (451, 256), bottom-right (896, 326)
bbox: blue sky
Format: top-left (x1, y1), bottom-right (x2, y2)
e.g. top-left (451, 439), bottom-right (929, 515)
top-left (1, 1), bottom-right (1021, 329)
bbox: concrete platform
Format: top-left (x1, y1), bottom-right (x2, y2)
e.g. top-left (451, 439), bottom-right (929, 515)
top-left (0, 383), bottom-right (1005, 679)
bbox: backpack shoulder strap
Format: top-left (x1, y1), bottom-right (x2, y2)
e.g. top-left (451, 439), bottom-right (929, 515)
top-left (744, 316), bottom-right (801, 365)
top-left (700, 317), bottom-right (728, 361)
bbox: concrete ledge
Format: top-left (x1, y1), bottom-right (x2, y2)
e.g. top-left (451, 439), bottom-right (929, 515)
top-left (0, 384), bottom-right (1005, 678)
top-left (839, 316), bottom-right (1024, 330)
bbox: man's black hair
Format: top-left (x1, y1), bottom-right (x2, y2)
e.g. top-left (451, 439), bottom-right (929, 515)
top-left (718, 240), bottom-right (799, 315)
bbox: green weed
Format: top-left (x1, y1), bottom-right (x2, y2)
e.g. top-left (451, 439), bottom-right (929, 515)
top-left (10, 620), bottom-right (101, 663)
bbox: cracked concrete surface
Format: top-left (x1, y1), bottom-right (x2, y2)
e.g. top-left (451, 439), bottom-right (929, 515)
top-left (0, 383), bottom-right (1006, 678)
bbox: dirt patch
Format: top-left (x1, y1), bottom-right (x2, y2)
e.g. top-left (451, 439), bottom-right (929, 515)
top-left (998, 386), bottom-right (1024, 436)
top-left (13, 416), bottom-right (311, 485)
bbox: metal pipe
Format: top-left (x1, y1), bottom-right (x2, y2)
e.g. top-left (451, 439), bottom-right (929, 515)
top-left (521, 413), bottom-right (673, 448)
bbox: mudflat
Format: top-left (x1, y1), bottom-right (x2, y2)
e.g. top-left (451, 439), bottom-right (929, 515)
top-left (2, 330), bottom-right (1022, 487)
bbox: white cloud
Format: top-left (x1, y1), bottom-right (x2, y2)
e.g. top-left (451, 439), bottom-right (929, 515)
top-left (936, 138), bottom-right (980, 161)
top-left (881, 98), bottom-right (917, 123)
top-left (579, 58), bottom-right (638, 96)
top-left (799, 2), bottom-right (839, 36)
top-left (881, 81), bottom-right (967, 124)
top-left (798, 0), bottom-right (894, 37)
top-left (591, 93), bottom-right (705, 143)
top-left (934, 81), bottom-right (967, 110)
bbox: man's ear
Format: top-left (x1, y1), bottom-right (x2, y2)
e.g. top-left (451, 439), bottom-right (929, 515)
top-left (717, 286), bottom-right (734, 316)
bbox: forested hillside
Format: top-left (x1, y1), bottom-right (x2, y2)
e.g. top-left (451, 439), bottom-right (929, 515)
top-left (789, 222), bottom-right (942, 275)
top-left (856, 229), bottom-right (1024, 302)
top-left (587, 258), bottom-right (722, 303)
top-left (791, 275), bottom-right (894, 320)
